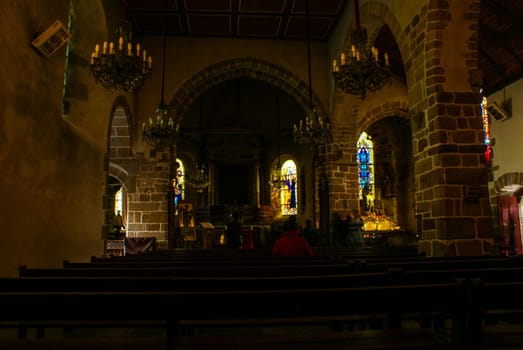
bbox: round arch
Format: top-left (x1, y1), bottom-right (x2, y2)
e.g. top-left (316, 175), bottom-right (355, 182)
top-left (166, 57), bottom-right (329, 126)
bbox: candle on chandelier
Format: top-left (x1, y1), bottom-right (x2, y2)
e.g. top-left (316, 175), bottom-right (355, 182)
top-left (109, 42), bottom-right (114, 54)
top-left (118, 36), bottom-right (123, 50)
top-left (95, 44), bottom-right (100, 57)
top-left (351, 45), bottom-right (356, 57)
top-left (136, 43), bottom-right (141, 56)
top-left (340, 53), bottom-right (346, 65)
top-left (148, 56), bottom-right (152, 69)
top-left (332, 59), bottom-right (337, 72)
top-left (102, 41), bottom-right (107, 55)
top-left (384, 53), bottom-right (389, 65)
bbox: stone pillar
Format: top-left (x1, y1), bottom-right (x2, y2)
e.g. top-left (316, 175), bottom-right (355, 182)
top-left (127, 151), bottom-right (171, 246)
top-left (415, 93), bottom-right (495, 256)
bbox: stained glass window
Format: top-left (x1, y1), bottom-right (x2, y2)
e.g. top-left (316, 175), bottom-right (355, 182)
top-left (172, 159), bottom-right (184, 209)
top-left (481, 96), bottom-right (492, 165)
top-left (357, 132), bottom-right (375, 210)
top-left (280, 159), bottom-right (297, 216)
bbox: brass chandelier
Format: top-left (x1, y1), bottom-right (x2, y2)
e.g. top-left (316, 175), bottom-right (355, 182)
top-left (89, 1), bottom-right (152, 93)
top-left (332, 0), bottom-right (391, 99)
top-left (186, 97), bottom-right (209, 193)
top-left (142, 1), bottom-right (178, 149)
top-left (293, 0), bottom-right (332, 147)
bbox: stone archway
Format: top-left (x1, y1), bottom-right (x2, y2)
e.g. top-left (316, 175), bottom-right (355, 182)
top-left (167, 57), bottom-right (329, 127)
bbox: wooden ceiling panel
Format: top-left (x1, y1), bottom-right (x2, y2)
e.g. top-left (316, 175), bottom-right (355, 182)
top-left (184, 0), bottom-right (232, 12)
top-left (238, 16), bottom-right (282, 37)
top-left (125, 0), bottom-right (523, 94)
top-left (239, 0), bottom-right (287, 13)
top-left (187, 14), bottom-right (231, 36)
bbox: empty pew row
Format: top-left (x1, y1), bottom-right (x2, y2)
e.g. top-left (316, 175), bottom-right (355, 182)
top-left (0, 282), bottom-right (468, 350)
top-left (82, 254), bottom-right (519, 270)
top-left (9, 266), bottom-right (523, 292)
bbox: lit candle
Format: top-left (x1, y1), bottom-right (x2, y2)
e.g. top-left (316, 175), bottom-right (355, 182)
top-left (148, 56), bottom-right (152, 69)
top-left (340, 53), bottom-right (346, 65)
top-left (384, 53), bottom-right (389, 65)
top-left (136, 43), bottom-right (141, 56)
top-left (332, 59), bottom-right (337, 72)
top-left (127, 43), bottom-right (132, 56)
top-left (118, 36), bottom-right (123, 50)
top-left (90, 52), bottom-right (95, 64)
top-left (109, 42), bottom-right (114, 54)
top-left (374, 47), bottom-right (379, 61)
top-left (102, 41), bottom-right (107, 55)
top-left (356, 51), bottom-right (360, 61)
top-left (143, 50), bottom-right (147, 61)
top-left (95, 44), bottom-right (100, 57)
top-left (351, 45), bottom-right (356, 57)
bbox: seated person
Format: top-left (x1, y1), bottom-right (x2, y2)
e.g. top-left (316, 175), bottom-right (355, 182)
top-left (272, 217), bottom-right (314, 257)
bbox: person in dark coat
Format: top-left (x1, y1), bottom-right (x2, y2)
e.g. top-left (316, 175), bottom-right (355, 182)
top-left (272, 217), bottom-right (314, 257)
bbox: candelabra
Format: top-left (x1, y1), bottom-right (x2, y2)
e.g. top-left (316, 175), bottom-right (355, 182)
top-left (331, 0), bottom-right (390, 99)
top-left (141, 3), bottom-right (178, 149)
top-left (187, 164), bottom-right (209, 193)
top-left (89, 19), bottom-right (152, 93)
top-left (293, 0), bottom-right (332, 147)
top-left (293, 108), bottom-right (332, 146)
top-left (142, 103), bottom-right (178, 149)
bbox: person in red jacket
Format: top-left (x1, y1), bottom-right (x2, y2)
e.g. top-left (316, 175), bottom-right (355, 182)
top-left (272, 217), bottom-right (314, 257)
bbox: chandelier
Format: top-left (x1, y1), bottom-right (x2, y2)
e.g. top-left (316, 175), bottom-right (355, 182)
top-left (187, 164), bottom-right (209, 193)
top-left (142, 4), bottom-right (178, 149)
top-left (331, 0), bottom-right (390, 99)
top-left (89, 1), bottom-right (152, 93)
top-left (293, 0), bottom-right (332, 147)
top-left (186, 96), bottom-right (209, 193)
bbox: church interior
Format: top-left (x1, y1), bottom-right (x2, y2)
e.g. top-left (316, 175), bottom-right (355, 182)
top-left (3, 0), bottom-right (523, 348)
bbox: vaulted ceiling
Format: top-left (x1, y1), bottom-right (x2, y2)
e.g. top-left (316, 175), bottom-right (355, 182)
top-left (126, 0), bottom-right (523, 96)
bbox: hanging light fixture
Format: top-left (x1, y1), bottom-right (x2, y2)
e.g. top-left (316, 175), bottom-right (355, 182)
top-left (141, 1), bottom-right (178, 149)
top-left (186, 96), bottom-right (209, 193)
top-left (89, 0), bottom-right (152, 93)
top-left (332, 0), bottom-right (391, 99)
top-left (293, 0), bottom-right (332, 147)
top-left (270, 89), bottom-right (285, 190)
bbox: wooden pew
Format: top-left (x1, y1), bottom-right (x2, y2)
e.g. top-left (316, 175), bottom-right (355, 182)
top-left (19, 263), bottom-right (357, 277)
top-left (467, 280), bottom-right (523, 350)
top-left (0, 282), bottom-right (465, 350)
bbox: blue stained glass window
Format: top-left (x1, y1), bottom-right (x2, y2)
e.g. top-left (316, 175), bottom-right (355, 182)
top-left (357, 132), bottom-right (374, 209)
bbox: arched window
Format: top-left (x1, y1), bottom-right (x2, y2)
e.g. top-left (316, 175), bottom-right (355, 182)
top-left (280, 159), bottom-right (297, 216)
top-left (357, 132), bottom-right (375, 211)
top-left (114, 187), bottom-right (123, 215)
top-left (172, 158), bottom-right (185, 208)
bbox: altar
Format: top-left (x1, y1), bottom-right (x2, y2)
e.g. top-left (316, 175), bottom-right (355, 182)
top-left (361, 214), bottom-right (413, 246)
